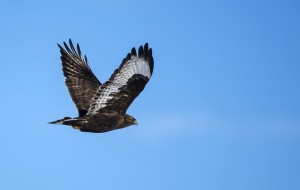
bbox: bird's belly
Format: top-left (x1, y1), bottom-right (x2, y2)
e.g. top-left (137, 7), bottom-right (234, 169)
top-left (80, 114), bottom-right (123, 133)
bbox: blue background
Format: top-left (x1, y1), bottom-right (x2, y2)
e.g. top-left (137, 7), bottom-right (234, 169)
top-left (1, 0), bottom-right (299, 189)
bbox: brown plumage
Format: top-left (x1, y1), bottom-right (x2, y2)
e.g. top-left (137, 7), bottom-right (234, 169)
top-left (49, 39), bottom-right (154, 133)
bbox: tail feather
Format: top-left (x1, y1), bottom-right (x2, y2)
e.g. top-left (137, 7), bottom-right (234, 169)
top-left (49, 117), bottom-right (87, 126)
top-left (48, 117), bottom-right (72, 125)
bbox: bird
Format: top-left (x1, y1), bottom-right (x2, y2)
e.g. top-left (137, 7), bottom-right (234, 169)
top-left (49, 39), bottom-right (154, 133)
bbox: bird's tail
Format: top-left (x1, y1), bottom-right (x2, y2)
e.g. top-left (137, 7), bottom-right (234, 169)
top-left (48, 117), bottom-right (72, 125)
top-left (48, 117), bottom-right (86, 126)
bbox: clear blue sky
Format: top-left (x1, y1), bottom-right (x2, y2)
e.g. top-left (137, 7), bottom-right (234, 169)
top-left (0, 0), bottom-right (299, 189)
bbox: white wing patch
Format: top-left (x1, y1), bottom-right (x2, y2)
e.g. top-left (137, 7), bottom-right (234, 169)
top-left (87, 55), bottom-right (151, 115)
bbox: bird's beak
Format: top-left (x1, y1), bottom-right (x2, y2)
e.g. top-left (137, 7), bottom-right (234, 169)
top-left (134, 120), bottom-right (138, 125)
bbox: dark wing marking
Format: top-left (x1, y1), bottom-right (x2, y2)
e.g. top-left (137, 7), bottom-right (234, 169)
top-left (59, 39), bottom-right (101, 116)
top-left (87, 43), bottom-right (154, 115)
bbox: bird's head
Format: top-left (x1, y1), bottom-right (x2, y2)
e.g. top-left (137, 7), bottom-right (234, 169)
top-left (124, 114), bottom-right (138, 127)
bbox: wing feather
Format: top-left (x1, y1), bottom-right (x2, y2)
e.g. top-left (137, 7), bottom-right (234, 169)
top-left (87, 43), bottom-right (154, 115)
top-left (59, 39), bottom-right (101, 116)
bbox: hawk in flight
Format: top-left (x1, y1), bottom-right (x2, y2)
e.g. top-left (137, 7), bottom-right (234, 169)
top-left (49, 39), bottom-right (154, 133)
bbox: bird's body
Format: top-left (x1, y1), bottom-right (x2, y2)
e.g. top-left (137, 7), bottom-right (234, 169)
top-left (49, 39), bottom-right (154, 133)
top-left (52, 112), bottom-right (135, 133)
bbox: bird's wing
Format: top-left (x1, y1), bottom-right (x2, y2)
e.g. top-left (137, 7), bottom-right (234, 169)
top-left (87, 43), bottom-right (154, 115)
top-left (58, 39), bottom-right (102, 116)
